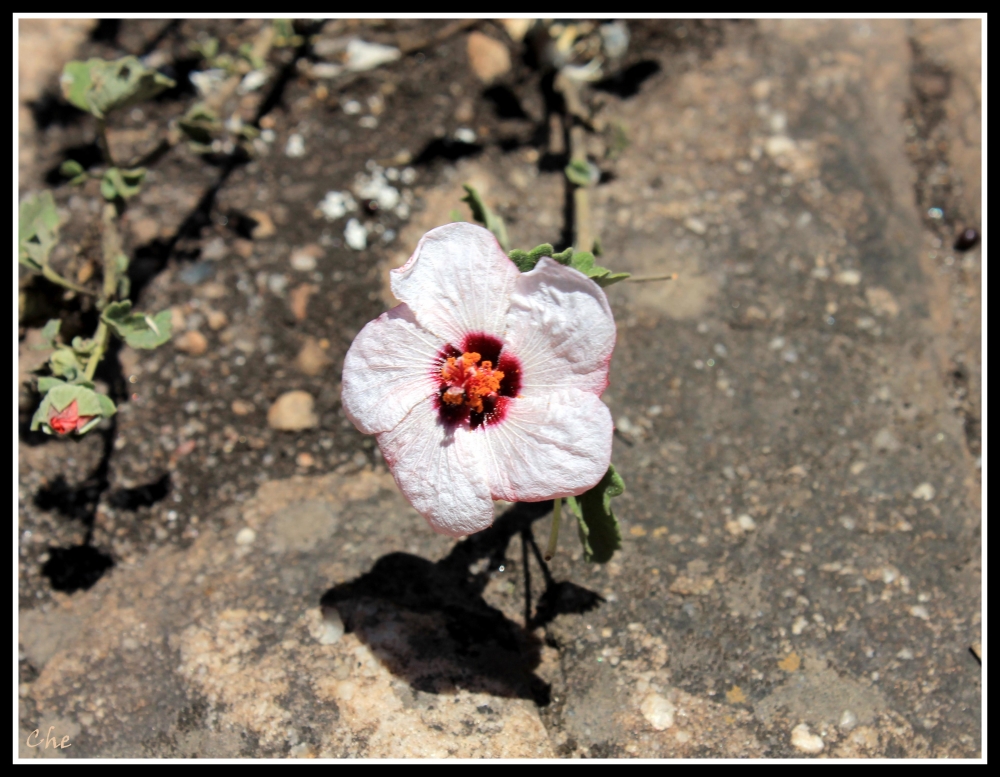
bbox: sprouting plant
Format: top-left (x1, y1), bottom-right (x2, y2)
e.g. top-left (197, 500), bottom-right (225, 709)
top-left (19, 55), bottom-right (178, 437)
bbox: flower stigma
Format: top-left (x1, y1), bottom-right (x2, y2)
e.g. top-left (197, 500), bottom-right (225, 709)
top-left (440, 351), bottom-right (504, 414)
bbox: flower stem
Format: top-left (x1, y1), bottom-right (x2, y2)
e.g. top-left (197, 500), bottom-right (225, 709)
top-left (84, 321), bottom-right (108, 381)
top-left (545, 497), bottom-right (562, 561)
top-left (96, 117), bottom-right (115, 167)
top-left (40, 263), bottom-right (95, 295)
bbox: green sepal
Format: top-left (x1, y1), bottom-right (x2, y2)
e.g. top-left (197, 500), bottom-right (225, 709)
top-left (566, 464), bottom-right (625, 564)
top-left (18, 191), bottom-right (60, 270)
top-left (461, 184), bottom-right (510, 252)
top-left (101, 301), bottom-right (173, 349)
top-left (509, 243), bottom-right (556, 272)
top-left (30, 382), bottom-right (116, 435)
top-left (100, 167), bottom-right (147, 201)
top-left (61, 56), bottom-right (175, 119)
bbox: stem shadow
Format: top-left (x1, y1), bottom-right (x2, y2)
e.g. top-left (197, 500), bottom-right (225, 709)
top-left (320, 501), bottom-right (603, 705)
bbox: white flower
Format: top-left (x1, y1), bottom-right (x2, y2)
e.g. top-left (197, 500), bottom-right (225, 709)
top-left (341, 223), bottom-right (615, 537)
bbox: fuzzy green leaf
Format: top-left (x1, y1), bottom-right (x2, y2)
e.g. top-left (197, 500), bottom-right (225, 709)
top-left (36, 376), bottom-right (66, 395)
top-left (102, 302), bottom-right (172, 349)
top-left (39, 319), bottom-right (61, 347)
top-left (461, 185), bottom-right (509, 252)
top-left (18, 191), bottom-right (61, 270)
top-left (48, 347), bottom-right (84, 381)
top-left (61, 57), bottom-right (175, 119)
top-left (566, 464), bottom-right (625, 563)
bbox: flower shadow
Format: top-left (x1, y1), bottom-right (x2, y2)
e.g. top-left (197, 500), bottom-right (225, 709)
top-left (319, 501), bottom-right (604, 706)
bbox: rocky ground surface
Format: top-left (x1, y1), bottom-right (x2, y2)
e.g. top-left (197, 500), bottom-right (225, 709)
top-left (18, 19), bottom-right (981, 758)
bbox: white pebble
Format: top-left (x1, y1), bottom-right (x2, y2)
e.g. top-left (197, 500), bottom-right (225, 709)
top-left (342, 99), bottom-right (362, 115)
top-left (359, 115), bottom-right (378, 129)
top-left (400, 167), bottom-right (417, 185)
top-left (911, 482), bottom-right (936, 501)
top-left (835, 269), bottom-right (862, 285)
top-left (640, 693), bottom-right (676, 730)
top-left (237, 69), bottom-right (268, 95)
top-left (910, 605), bottom-right (930, 620)
top-left (290, 249), bottom-right (317, 273)
top-left (838, 709), bottom-right (858, 731)
top-left (454, 127), bottom-right (477, 143)
top-left (318, 191), bottom-right (357, 221)
top-left (737, 514), bottom-right (757, 531)
top-left (344, 219), bottom-right (367, 250)
top-left (285, 133), bottom-right (306, 158)
top-left (235, 527), bottom-right (256, 546)
top-left (790, 723), bottom-right (824, 753)
top-left (684, 217), bottom-right (708, 235)
top-left (769, 336), bottom-right (786, 350)
top-left (897, 648), bottom-right (914, 660)
top-left (316, 609), bottom-right (344, 645)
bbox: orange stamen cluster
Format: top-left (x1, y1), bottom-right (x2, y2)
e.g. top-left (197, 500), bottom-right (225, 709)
top-left (441, 351), bottom-right (504, 414)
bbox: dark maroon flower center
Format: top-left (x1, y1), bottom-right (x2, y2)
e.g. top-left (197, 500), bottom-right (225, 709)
top-left (433, 332), bottom-right (521, 429)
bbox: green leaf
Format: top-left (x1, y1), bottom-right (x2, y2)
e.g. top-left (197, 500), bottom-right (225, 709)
top-left (60, 57), bottom-right (176, 119)
top-left (60, 159), bottom-right (85, 178)
top-left (460, 185), bottom-right (510, 252)
top-left (30, 383), bottom-right (116, 436)
top-left (593, 271), bottom-right (630, 288)
top-left (39, 319), bottom-right (61, 347)
top-left (102, 302), bottom-right (172, 349)
top-left (565, 158), bottom-right (598, 187)
top-left (566, 464), bottom-right (625, 563)
top-left (189, 37), bottom-right (219, 61)
top-left (18, 191), bottom-right (61, 270)
top-left (48, 347), bottom-right (84, 381)
top-left (100, 167), bottom-right (147, 201)
top-left (70, 336), bottom-right (98, 355)
top-left (36, 376), bottom-right (66, 394)
top-left (178, 103), bottom-right (220, 145)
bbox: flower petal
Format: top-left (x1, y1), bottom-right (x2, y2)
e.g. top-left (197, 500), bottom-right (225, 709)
top-left (377, 396), bottom-right (494, 537)
top-left (476, 389), bottom-right (613, 502)
top-left (391, 222), bottom-right (520, 344)
top-left (503, 257), bottom-right (616, 398)
top-left (341, 304), bottom-right (445, 435)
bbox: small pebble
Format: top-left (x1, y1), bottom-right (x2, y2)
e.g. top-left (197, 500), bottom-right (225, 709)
top-left (838, 709), bottom-right (858, 731)
top-left (285, 133), bottom-right (306, 158)
top-left (206, 310), bottom-right (228, 330)
top-left (684, 217), bottom-right (707, 235)
top-left (640, 693), bottom-right (676, 730)
top-left (910, 605), bottom-right (930, 620)
top-left (911, 482), bottom-right (936, 500)
top-left (835, 269), bottom-right (862, 285)
top-left (268, 391), bottom-right (319, 431)
top-left (235, 527), bottom-right (256, 546)
top-left (248, 209), bottom-right (276, 239)
top-left (175, 330), bottom-right (208, 356)
top-left (231, 399), bottom-right (254, 416)
top-left (790, 723), bottom-right (824, 753)
top-left (344, 219), bottom-right (367, 250)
